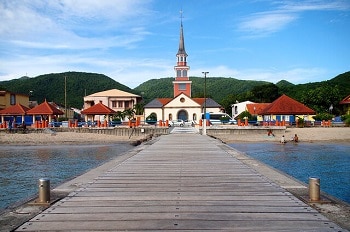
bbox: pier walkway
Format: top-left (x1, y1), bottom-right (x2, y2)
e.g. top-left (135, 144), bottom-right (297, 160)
top-left (16, 131), bottom-right (346, 231)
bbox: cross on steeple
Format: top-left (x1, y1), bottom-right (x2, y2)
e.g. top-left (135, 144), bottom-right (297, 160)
top-left (180, 9), bottom-right (184, 23)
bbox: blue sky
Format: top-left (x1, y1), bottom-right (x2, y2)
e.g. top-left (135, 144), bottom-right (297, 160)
top-left (1, 0), bottom-right (349, 88)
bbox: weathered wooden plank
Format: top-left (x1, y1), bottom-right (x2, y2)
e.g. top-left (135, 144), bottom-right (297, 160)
top-left (16, 220), bottom-right (344, 231)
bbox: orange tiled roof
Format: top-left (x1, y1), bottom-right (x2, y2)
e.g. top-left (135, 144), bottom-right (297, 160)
top-left (339, 94), bottom-right (350, 104)
top-left (0, 103), bottom-right (30, 115)
top-left (27, 100), bottom-right (64, 115)
top-left (81, 102), bottom-right (116, 115)
top-left (262, 94), bottom-right (315, 115)
top-left (192, 98), bottom-right (205, 105)
top-left (158, 98), bottom-right (173, 105)
top-left (246, 103), bottom-right (270, 115)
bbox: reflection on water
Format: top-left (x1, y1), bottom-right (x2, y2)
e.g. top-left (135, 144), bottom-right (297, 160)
top-left (229, 142), bottom-right (350, 204)
top-left (0, 143), bottom-right (133, 210)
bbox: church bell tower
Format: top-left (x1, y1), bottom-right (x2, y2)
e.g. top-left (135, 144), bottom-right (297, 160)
top-left (173, 13), bottom-right (191, 97)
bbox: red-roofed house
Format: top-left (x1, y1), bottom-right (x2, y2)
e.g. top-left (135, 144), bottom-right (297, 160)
top-left (246, 103), bottom-right (271, 121)
top-left (26, 100), bottom-right (64, 123)
top-left (81, 102), bottom-right (116, 123)
top-left (261, 94), bottom-right (315, 124)
top-left (0, 103), bottom-right (30, 126)
top-left (339, 94), bottom-right (350, 115)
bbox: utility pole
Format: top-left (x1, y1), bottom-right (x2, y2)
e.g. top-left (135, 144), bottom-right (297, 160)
top-left (202, 71), bottom-right (209, 135)
top-left (64, 76), bottom-right (67, 118)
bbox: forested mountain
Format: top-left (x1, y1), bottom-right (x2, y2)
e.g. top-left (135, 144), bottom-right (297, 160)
top-left (0, 72), bottom-right (136, 109)
top-left (0, 71), bottom-right (349, 114)
top-left (135, 77), bottom-right (270, 103)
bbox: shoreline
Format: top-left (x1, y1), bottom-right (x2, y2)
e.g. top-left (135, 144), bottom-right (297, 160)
top-left (212, 127), bottom-right (350, 143)
top-left (0, 131), bottom-right (148, 146)
top-left (1, 127), bottom-right (349, 145)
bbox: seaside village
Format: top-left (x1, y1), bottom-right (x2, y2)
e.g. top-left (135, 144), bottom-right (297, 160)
top-left (1, 21), bottom-right (350, 132)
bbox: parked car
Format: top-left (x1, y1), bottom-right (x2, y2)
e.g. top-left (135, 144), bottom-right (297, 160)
top-left (184, 120), bottom-right (195, 127)
top-left (168, 119), bottom-right (184, 127)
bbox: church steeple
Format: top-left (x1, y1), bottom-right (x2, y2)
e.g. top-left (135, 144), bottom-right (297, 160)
top-left (177, 21), bottom-right (187, 57)
top-left (173, 10), bottom-right (191, 97)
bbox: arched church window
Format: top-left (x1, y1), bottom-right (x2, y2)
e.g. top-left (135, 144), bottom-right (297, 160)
top-left (193, 113), bottom-right (197, 121)
top-left (183, 70), bottom-right (187, 77)
top-left (169, 114), bottom-right (173, 121)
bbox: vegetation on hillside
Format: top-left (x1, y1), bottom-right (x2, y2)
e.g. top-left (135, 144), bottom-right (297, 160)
top-left (0, 72), bottom-right (138, 109)
top-left (1, 71), bottom-right (349, 116)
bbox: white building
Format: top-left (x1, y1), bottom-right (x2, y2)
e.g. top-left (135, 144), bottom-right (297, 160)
top-left (231, 101), bottom-right (254, 119)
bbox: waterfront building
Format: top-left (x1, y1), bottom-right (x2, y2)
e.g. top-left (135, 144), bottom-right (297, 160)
top-left (0, 90), bottom-right (29, 110)
top-left (83, 89), bottom-right (141, 117)
top-left (26, 100), bottom-right (64, 125)
top-left (144, 16), bottom-right (222, 123)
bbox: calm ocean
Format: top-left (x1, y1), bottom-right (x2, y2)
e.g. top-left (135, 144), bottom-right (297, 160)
top-left (229, 142), bottom-right (350, 204)
top-left (0, 143), bottom-right (134, 211)
top-left (1, 141), bottom-right (349, 211)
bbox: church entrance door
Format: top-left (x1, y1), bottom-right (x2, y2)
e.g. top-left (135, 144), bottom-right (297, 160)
top-left (177, 110), bottom-right (188, 121)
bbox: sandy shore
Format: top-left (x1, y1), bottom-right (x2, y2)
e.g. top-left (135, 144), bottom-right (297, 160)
top-left (0, 127), bottom-right (349, 145)
top-left (0, 131), bottom-right (147, 145)
top-left (215, 127), bottom-right (350, 143)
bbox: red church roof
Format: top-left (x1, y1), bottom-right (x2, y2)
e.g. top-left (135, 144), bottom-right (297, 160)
top-left (339, 94), bottom-right (350, 104)
top-left (27, 100), bottom-right (64, 115)
top-left (81, 102), bottom-right (116, 115)
top-left (0, 103), bottom-right (30, 115)
top-left (262, 94), bottom-right (315, 115)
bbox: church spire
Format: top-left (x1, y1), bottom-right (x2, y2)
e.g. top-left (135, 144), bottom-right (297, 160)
top-left (173, 9), bottom-right (191, 97)
top-left (177, 10), bottom-right (187, 56)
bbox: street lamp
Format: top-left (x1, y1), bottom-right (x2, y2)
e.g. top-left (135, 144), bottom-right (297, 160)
top-left (202, 71), bottom-right (209, 135)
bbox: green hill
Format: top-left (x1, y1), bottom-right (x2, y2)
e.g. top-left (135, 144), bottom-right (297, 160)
top-left (1, 71), bottom-right (349, 114)
top-left (134, 77), bottom-right (270, 103)
top-left (0, 72), bottom-right (137, 109)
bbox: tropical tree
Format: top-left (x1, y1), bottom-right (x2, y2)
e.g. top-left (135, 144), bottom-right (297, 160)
top-left (123, 108), bottom-right (136, 120)
top-left (300, 85), bottom-right (342, 114)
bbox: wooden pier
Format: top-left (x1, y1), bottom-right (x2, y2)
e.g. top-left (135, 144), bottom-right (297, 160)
top-left (15, 131), bottom-right (346, 231)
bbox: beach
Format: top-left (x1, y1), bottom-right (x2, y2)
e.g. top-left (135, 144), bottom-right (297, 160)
top-left (0, 131), bottom-right (146, 145)
top-left (213, 127), bottom-right (350, 143)
top-left (0, 127), bottom-right (349, 145)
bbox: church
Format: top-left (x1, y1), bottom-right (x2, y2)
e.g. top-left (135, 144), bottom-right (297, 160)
top-left (144, 18), bottom-right (222, 124)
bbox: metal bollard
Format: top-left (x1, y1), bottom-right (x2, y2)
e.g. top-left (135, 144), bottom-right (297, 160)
top-left (309, 177), bottom-right (320, 201)
top-left (38, 178), bottom-right (50, 203)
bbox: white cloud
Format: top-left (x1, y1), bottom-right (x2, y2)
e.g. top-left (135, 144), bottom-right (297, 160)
top-left (238, 12), bottom-right (297, 37)
top-left (0, 0), bottom-right (152, 49)
top-left (238, 0), bottom-right (350, 38)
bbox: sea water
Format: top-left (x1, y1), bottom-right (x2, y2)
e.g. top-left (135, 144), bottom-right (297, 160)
top-left (0, 143), bottom-right (134, 211)
top-left (229, 142), bottom-right (350, 204)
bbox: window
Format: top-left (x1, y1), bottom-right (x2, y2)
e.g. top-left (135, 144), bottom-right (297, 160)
top-left (124, 101), bottom-right (130, 108)
top-left (180, 97), bottom-right (185, 103)
top-left (183, 70), bottom-right (187, 77)
top-left (179, 83), bottom-right (186, 90)
top-left (193, 113), bottom-right (197, 121)
top-left (169, 114), bottom-right (172, 121)
top-left (118, 101), bottom-right (123, 108)
top-left (112, 101), bottom-right (117, 108)
top-left (177, 70), bottom-right (181, 77)
top-left (10, 94), bottom-right (16, 105)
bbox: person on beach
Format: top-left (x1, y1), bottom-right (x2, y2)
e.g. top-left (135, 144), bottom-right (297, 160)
top-left (293, 134), bottom-right (299, 142)
top-left (280, 135), bottom-right (286, 144)
top-left (267, 129), bottom-right (275, 137)
top-left (8, 120), bottom-right (13, 133)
